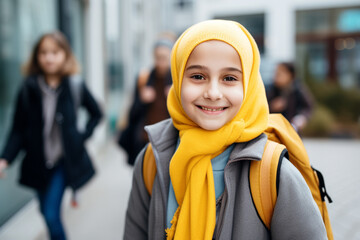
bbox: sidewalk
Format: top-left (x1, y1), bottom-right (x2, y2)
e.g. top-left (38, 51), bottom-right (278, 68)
top-left (0, 139), bottom-right (133, 240)
top-left (303, 139), bottom-right (360, 240)
top-left (0, 138), bottom-right (359, 239)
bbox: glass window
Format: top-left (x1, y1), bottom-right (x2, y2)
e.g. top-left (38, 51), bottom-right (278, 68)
top-left (337, 9), bottom-right (360, 33)
top-left (336, 38), bottom-right (360, 88)
top-left (104, 0), bottom-right (124, 132)
top-left (296, 42), bottom-right (328, 83)
top-left (296, 6), bottom-right (360, 88)
top-left (296, 9), bottom-right (332, 34)
top-left (60, 0), bottom-right (85, 73)
top-left (0, 0), bottom-right (57, 227)
top-left (214, 14), bottom-right (265, 54)
top-left (297, 7), bottom-right (360, 34)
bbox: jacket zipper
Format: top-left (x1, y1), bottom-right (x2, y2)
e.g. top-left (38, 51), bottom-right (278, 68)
top-left (215, 157), bottom-right (257, 239)
top-left (215, 183), bottom-right (228, 239)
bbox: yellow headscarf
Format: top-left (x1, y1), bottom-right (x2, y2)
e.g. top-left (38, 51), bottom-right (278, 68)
top-left (166, 20), bottom-right (269, 239)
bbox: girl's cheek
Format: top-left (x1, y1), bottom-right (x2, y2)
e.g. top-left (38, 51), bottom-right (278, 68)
top-left (182, 83), bottom-right (200, 100)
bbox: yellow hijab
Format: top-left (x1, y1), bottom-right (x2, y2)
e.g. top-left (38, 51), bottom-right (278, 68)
top-left (166, 20), bottom-right (269, 239)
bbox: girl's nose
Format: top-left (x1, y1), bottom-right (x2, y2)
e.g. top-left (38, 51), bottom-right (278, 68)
top-left (44, 53), bottom-right (55, 61)
top-left (204, 80), bottom-right (222, 101)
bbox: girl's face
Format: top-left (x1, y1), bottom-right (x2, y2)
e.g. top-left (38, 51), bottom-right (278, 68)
top-left (154, 45), bottom-right (171, 75)
top-left (37, 37), bottom-right (66, 76)
top-left (181, 40), bottom-right (244, 131)
top-left (274, 64), bottom-right (293, 88)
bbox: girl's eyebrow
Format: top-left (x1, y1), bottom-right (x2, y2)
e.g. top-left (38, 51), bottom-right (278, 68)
top-left (185, 65), bottom-right (208, 71)
top-left (223, 67), bottom-right (243, 74)
top-left (185, 65), bottom-right (242, 73)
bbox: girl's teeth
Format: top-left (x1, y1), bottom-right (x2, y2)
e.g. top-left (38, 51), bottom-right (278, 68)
top-left (201, 106), bottom-right (224, 111)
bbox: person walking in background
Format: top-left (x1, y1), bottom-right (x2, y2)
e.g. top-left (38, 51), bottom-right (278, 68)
top-left (266, 62), bottom-right (314, 132)
top-left (124, 20), bottom-right (327, 239)
top-left (0, 31), bottom-right (102, 240)
top-left (118, 35), bottom-right (173, 165)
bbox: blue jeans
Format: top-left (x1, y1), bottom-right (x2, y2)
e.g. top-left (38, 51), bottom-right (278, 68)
top-left (37, 164), bottom-right (66, 240)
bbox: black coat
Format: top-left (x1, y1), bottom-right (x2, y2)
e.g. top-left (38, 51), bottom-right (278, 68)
top-left (1, 75), bottom-right (102, 191)
top-left (118, 69), bottom-right (172, 165)
top-left (266, 82), bottom-right (313, 121)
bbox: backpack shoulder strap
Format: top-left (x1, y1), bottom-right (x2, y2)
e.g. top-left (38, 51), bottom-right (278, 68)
top-left (143, 143), bottom-right (157, 195)
top-left (249, 140), bottom-right (286, 229)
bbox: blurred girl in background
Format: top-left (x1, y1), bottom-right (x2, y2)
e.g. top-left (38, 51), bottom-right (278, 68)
top-left (266, 62), bottom-right (313, 132)
top-left (0, 31), bottom-right (102, 240)
top-left (118, 36), bottom-right (174, 165)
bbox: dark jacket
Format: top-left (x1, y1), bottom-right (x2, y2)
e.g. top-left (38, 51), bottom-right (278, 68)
top-left (266, 81), bottom-right (313, 121)
top-left (118, 68), bottom-right (172, 165)
top-left (1, 75), bottom-right (102, 191)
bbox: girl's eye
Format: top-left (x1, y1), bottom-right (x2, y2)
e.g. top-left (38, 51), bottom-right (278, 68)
top-left (191, 75), bottom-right (205, 80)
top-left (224, 76), bottom-right (237, 82)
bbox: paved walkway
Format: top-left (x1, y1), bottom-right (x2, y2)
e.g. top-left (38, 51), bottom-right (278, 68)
top-left (0, 138), bottom-right (359, 239)
top-left (303, 139), bottom-right (360, 240)
top-left (0, 139), bottom-right (133, 240)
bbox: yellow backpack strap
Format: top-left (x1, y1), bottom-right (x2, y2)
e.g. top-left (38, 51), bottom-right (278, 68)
top-left (143, 143), bottom-right (157, 196)
top-left (249, 140), bottom-right (286, 229)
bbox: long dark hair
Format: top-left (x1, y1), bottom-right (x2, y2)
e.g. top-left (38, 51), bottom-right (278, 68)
top-left (24, 31), bottom-right (80, 76)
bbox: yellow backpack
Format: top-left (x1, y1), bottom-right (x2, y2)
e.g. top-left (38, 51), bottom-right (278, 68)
top-left (143, 114), bottom-right (333, 239)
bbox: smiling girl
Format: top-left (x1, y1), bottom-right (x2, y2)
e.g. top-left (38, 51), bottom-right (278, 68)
top-left (0, 31), bottom-right (102, 240)
top-left (124, 20), bottom-right (327, 240)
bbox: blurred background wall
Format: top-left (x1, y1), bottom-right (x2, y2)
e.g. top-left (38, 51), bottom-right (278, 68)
top-left (0, 0), bottom-right (359, 228)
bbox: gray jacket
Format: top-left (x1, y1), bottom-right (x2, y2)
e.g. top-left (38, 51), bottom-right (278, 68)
top-left (124, 119), bottom-right (327, 240)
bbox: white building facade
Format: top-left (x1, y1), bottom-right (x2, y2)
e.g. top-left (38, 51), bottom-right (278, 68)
top-left (138, 0), bottom-right (360, 86)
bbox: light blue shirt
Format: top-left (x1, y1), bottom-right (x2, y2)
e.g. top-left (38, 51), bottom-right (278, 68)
top-left (166, 143), bottom-right (234, 228)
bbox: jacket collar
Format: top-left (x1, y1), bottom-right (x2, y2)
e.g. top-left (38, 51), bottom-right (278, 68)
top-left (25, 74), bottom-right (70, 89)
top-left (145, 118), bottom-right (178, 154)
top-left (229, 134), bottom-right (267, 162)
top-left (145, 119), bottom-right (267, 210)
top-left (145, 119), bottom-right (178, 206)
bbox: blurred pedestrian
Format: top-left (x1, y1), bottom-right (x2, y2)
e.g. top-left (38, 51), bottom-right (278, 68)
top-left (0, 31), bottom-right (102, 240)
top-left (124, 20), bottom-right (327, 239)
top-left (118, 36), bottom-right (173, 165)
top-left (266, 62), bottom-right (313, 132)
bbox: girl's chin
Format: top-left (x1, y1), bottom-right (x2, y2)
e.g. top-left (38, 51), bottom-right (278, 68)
top-left (196, 121), bottom-right (226, 131)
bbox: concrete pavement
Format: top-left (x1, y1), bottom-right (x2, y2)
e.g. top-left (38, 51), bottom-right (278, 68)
top-left (0, 138), bottom-right (359, 239)
top-left (0, 139), bottom-right (133, 240)
top-left (304, 139), bottom-right (360, 240)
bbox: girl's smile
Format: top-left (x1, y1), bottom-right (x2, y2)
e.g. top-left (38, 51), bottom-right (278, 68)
top-left (197, 105), bottom-right (228, 113)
